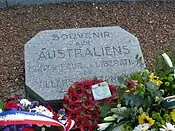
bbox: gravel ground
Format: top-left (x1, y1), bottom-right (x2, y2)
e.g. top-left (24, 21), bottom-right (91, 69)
top-left (0, 2), bottom-right (175, 100)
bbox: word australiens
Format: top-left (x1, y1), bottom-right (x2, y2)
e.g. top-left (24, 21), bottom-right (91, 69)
top-left (38, 46), bottom-right (131, 60)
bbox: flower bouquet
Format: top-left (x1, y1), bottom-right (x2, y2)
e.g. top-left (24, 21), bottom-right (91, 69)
top-left (62, 79), bottom-right (117, 131)
top-left (98, 53), bottom-right (175, 131)
top-left (0, 97), bottom-right (74, 131)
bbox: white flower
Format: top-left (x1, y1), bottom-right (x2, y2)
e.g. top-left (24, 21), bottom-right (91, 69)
top-left (162, 53), bottom-right (173, 67)
top-left (133, 123), bottom-right (150, 131)
top-left (41, 127), bottom-right (46, 131)
top-left (162, 53), bottom-right (175, 79)
top-left (30, 105), bottom-right (53, 118)
top-left (111, 104), bottom-right (127, 113)
top-left (117, 104), bottom-right (122, 108)
top-left (120, 107), bottom-right (127, 112)
top-left (0, 109), bottom-right (3, 113)
top-left (116, 104), bottom-right (127, 111)
top-left (20, 99), bottom-right (31, 107)
top-left (112, 114), bottom-right (123, 122)
top-left (97, 122), bottom-right (112, 131)
top-left (104, 116), bottom-right (116, 121)
top-left (160, 123), bottom-right (175, 131)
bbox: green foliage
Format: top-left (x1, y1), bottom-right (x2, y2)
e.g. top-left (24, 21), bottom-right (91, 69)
top-left (160, 73), bottom-right (175, 96)
top-left (99, 103), bottom-right (117, 118)
top-left (167, 41), bottom-right (175, 64)
top-left (98, 69), bottom-right (167, 130)
top-left (124, 94), bottom-right (144, 107)
top-left (155, 44), bottom-right (175, 77)
top-left (0, 101), bottom-right (3, 110)
top-left (146, 82), bottom-right (162, 99)
top-left (129, 70), bottom-right (149, 84)
top-left (105, 123), bottom-right (117, 131)
top-left (98, 48), bottom-right (175, 130)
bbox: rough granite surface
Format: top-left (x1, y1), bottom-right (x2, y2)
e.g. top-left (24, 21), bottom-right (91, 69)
top-left (25, 26), bottom-right (145, 101)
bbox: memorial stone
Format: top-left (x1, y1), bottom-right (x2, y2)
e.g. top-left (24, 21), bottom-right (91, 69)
top-left (25, 26), bottom-right (145, 103)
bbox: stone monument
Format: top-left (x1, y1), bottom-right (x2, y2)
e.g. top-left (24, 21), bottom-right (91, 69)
top-left (25, 26), bottom-right (145, 104)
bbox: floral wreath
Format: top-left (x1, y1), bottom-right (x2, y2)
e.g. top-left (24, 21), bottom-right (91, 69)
top-left (63, 78), bottom-right (117, 131)
top-left (0, 97), bottom-right (74, 131)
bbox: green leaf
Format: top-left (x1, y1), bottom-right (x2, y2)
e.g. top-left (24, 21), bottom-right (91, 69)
top-left (142, 96), bottom-right (153, 109)
top-left (0, 101), bottom-right (4, 110)
top-left (129, 71), bottom-right (145, 83)
top-left (167, 41), bottom-right (175, 65)
top-left (111, 107), bottom-right (130, 119)
top-left (146, 82), bottom-right (162, 98)
top-left (99, 103), bottom-right (117, 118)
top-left (135, 85), bottom-right (145, 96)
top-left (106, 122), bottom-right (126, 131)
top-left (124, 93), bottom-right (144, 107)
top-left (105, 123), bottom-right (116, 131)
top-left (117, 76), bottom-right (125, 84)
top-left (163, 67), bottom-right (175, 76)
top-left (154, 51), bottom-right (175, 77)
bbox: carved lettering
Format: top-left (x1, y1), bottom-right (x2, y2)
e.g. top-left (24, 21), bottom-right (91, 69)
top-left (37, 46), bottom-right (131, 61)
top-left (52, 31), bottom-right (111, 41)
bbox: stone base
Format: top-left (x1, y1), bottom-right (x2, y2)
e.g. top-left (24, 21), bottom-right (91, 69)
top-left (0, 0), bottom-right (7, 8)
top-left (25, 86), bottom-right (62, 109)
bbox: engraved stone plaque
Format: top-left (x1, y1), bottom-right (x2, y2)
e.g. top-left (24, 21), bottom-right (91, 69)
top-left (25, 26), bottom-right (145, 101)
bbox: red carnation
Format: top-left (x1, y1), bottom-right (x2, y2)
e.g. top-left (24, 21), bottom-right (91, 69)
top-left (4, 101), bottom-right (19, 110)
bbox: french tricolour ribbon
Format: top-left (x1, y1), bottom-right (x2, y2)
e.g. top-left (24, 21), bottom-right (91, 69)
top-left (0, 110), bottom-right (66, 131)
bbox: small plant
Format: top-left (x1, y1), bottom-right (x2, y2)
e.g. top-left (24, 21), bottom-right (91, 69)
top-left (98, 52), bottom-right (175, 131)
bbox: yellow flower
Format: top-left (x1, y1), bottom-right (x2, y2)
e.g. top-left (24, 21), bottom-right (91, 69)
top-left (149, 73), bottom-right (156, 79)
top-left (138, 112), bottom-right (155, 126)
top-left (149, 73), bottom-right (163, 87)
top-left (170, 109), bottom-right (175, 122)
top-left (125, 89), bottom-right (130, 93)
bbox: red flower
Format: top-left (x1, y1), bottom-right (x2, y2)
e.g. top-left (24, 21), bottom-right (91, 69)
top-left (67, 108), bottom-right (81, 120)
top-left (73, 115), bottom-right (84, 129)
top-left (67, 86), bottom-right (78, 97)
top-left (127, 80), bottom-right (138, 91)
top-left (63, 79), bottom-right (117, 131)
top-left (80, 118), bottom-right (96, 131)
top-left (4, 101), bottom-right (19, 110)
top-left (63, 98), bottom-right (81, 111)
top-left (74, 82), bottom-right (84, 89)
top-left (88, 109), bottom-right (99, 119)
top-left (82, 80), bottom-right (93, 91)
top-left (75, 87), bottom-right (85, 97)
top-left (81, 99), bottom-right (95, 109)
top-left (22, 128), bottom-right (34, 131)
top-left (109, 84), bottom-right (117, 95)
top-left (69, 95), bottom-right (81, 104)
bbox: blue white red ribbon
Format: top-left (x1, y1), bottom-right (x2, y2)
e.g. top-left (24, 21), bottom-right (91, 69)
top-left (0, 110), bottom-right (66, 130)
